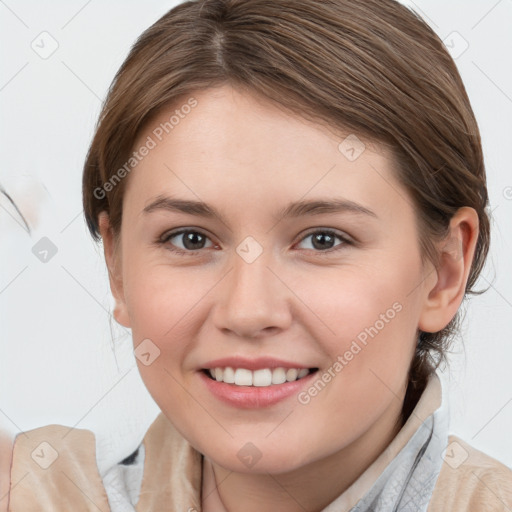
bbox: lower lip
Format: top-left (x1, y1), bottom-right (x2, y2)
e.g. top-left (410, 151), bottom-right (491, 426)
top-left (199, 370), bottom-right (317, 408)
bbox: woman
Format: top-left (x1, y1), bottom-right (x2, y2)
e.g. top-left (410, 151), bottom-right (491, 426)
top-left (7, 0), bottom-right (512, 510)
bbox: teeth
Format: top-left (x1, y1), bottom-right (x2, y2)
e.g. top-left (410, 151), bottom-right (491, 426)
top-left (223, 366), bottom-right (235, 384)
top-left (298, 368), bottom-right (309, 379)
top-left (234, 368), bottom-right (252, 386)
top-left (207, 366), bottom-right (311, 387)
top-left (272, 367), bottom-right (286, 385)
top-left (253, 369), bottom-right (272, 387)
top-left (286, 368), bottom-right (298, 382)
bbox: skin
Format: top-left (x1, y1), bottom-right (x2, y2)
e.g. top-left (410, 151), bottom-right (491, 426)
top-left (99, 84), bottom-right (478, 512)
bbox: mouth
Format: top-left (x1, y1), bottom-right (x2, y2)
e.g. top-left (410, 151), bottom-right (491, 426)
top-left (202, 366), bottom-right (319, 387)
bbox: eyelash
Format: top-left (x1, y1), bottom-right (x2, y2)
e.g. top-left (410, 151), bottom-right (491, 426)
top-left (157, 228), bottom-right (353, 257)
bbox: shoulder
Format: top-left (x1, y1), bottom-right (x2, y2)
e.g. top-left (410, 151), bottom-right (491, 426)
top-left (8, 423), bottom-right (111, 511)
top-left (429, 435), bottom-right (512, 511)
top-left (0, 430), bottom-right (14, 512)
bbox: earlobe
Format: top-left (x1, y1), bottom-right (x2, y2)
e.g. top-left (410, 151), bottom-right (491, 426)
top-left (98, 212), bottom-right (131, 328)
top-left (418, 207), bottom-right (479, 333)
top-left (112, 299), bottom-right (131, 328)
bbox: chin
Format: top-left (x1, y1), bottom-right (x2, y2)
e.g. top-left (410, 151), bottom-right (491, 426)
top-left (203, 439), bottom-right (316, 475)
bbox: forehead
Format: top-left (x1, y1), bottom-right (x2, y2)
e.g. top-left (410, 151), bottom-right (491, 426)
top-left (125, 85), bottom-right (408, 222)
top-left (137, 85), bottom-right (382, 161)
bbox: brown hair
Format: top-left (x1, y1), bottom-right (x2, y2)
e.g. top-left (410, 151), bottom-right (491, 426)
top-left (82, 0), bottom-right (490, 425)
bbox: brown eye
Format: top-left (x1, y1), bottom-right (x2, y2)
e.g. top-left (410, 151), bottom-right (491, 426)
top-left (160, 229), bottom-right (214, 253)
top-left (296, 230), bottom-right (351, 252)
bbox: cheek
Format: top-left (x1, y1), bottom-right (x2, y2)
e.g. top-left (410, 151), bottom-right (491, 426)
top-left (297, 258), bottom-right (420, 349)
top-left (123, 258), bottom-right (207, 339)
top-left (294, 259), bottom-right (421, 411)
top-left (121, 264), bottom-right (198, 391)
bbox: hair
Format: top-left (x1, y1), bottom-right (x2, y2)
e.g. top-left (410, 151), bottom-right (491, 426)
top-left (82, 0), bottom-right (490, 426)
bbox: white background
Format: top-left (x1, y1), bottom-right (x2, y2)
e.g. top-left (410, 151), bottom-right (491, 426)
top-left (1, 0), bottom-right (511, 474)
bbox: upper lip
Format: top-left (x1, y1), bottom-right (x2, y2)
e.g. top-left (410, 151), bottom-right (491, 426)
top-left (202, 357), bottom-right (313, 371)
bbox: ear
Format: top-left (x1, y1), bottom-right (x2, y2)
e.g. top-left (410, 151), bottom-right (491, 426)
top-left (418, 206), bottom-right (479, 333)
top-left (98, 212), bottom-right (131, 328)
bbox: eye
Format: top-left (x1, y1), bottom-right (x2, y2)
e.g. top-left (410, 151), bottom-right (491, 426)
top-left (159, 229), bottom-right (215, 254)
top-left (157, 227), bottom-right (352, 256)
top-left (295, 229), bottom-right (352, 253)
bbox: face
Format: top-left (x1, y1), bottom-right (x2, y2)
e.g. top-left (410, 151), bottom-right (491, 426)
top-left (107, 84), bottom-right (436, 474)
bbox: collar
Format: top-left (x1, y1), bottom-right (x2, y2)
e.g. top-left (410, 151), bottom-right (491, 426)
top-left (323, 372), bottom-right (449, 511)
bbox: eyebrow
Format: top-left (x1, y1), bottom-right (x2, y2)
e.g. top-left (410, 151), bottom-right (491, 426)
top-left (142, 195), bottom-right (378, 223)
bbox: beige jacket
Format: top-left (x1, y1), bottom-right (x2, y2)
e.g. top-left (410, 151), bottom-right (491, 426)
top-left (5, 375), bottom-right (512, 511)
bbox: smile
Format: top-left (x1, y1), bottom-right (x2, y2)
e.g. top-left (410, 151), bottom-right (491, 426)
top-left (204, 367), bottom-right (315, 387)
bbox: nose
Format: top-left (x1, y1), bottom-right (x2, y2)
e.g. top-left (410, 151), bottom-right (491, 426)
top-left (212, 248), bottom-right (292, 339)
